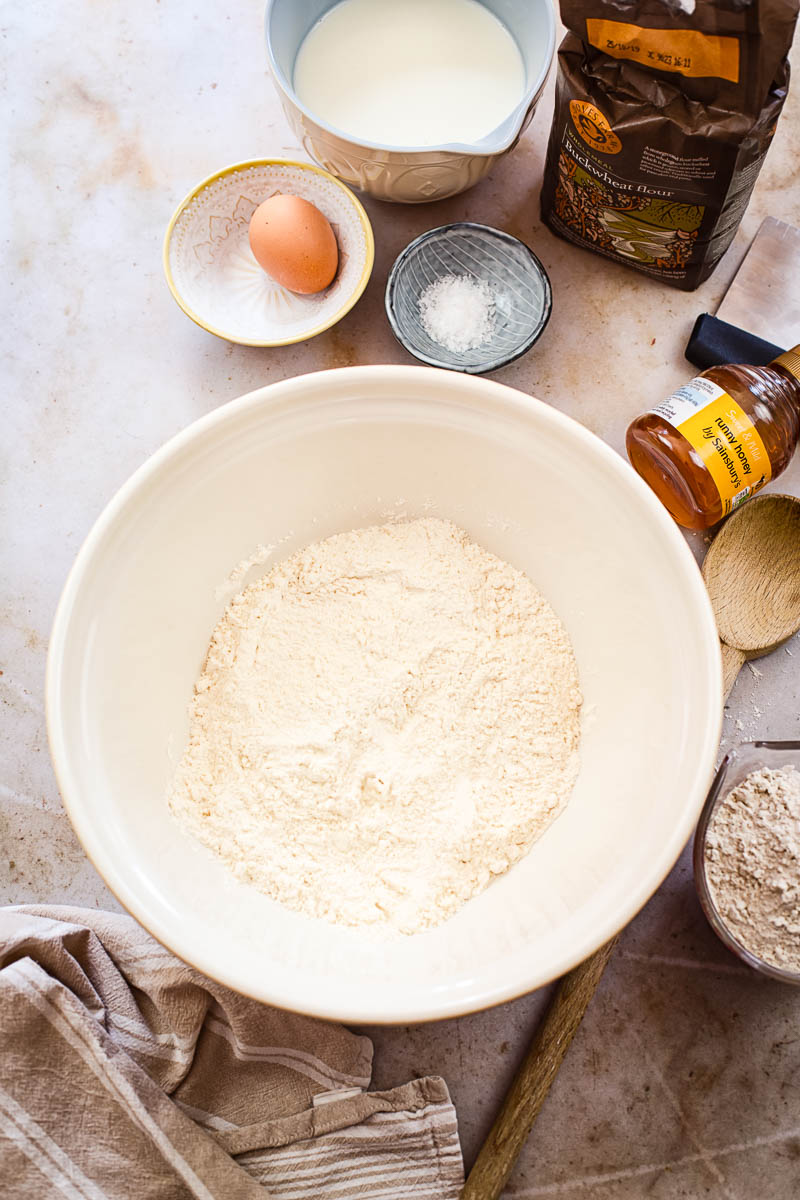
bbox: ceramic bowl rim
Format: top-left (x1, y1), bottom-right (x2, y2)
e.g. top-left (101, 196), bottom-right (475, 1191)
top-left (46, 365), bottom-right (722, 1022)
top-left (384, 222), bottom-right (553, 374)
top-left (263, 0), bottom-right (557, 156)
top-left (162, 157), bottom-right (375, 347)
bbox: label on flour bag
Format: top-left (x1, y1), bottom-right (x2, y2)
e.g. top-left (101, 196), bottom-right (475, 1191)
top-left (651, 376), bottom-right (772, 515)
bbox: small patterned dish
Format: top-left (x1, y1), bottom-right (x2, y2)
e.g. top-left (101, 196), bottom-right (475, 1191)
top-left (385, 222), bottom-right (552, 374)
top-left (163, 159), bottom-right (374, 346)
top-left (693, 739), bottom-right (800, 986)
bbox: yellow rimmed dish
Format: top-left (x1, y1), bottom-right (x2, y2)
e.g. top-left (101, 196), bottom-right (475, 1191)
top-left (163, 158), bottom-right (374, 346)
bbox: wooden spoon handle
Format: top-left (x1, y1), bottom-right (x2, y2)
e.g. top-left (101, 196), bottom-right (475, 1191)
top-left (463, 632), bottom-right (747, 1199)
top-left (721, 641), bottom-right (747, 700)
top-left (462, 936), bottom-right (618, 1200)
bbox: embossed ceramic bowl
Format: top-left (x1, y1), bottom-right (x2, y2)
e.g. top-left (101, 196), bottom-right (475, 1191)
top-left (264, 0), bottom-right (556, 203)
top-left (48, 365), bottom-right (722, 1023)
top-left (163, 159), bottom-right (374, 346)
top-left (386, 223), bottom-right (552, 373)
top-left (694, 740), bottom-right (800, 986)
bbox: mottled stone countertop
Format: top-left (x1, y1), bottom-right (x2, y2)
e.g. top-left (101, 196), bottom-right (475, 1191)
top-left (3, 4), bottom-right (800, 1197)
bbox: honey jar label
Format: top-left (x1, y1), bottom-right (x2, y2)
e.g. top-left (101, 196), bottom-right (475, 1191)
top-left (652, 377), bottom-right (772, 514)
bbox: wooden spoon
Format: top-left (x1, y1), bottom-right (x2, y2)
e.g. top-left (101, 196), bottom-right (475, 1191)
top-left (701, 494), bottom-right (800, 696)
top-left (463, 493), bottom-right (800, 1200)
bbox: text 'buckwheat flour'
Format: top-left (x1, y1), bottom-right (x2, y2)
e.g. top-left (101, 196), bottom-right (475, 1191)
top-left (169, 518), bottom-right (582, 935)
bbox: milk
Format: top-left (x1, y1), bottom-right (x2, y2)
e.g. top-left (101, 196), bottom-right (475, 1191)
top-left (293, 0), bottom-right (527, 148)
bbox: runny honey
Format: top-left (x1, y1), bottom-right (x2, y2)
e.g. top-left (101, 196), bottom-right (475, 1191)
top-left (626, 346), bottom-right (800, 530)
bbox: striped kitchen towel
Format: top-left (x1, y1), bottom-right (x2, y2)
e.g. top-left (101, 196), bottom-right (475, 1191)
top-left (0, 906), bottom-right (464, 1199)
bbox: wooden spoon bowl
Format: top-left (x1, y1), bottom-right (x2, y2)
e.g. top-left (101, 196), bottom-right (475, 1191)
top-left (702, 494), bottom-right (800, 694)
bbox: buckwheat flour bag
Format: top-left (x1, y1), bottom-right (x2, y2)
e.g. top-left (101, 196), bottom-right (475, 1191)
top-left (541, 0), bottom-right (799, 289)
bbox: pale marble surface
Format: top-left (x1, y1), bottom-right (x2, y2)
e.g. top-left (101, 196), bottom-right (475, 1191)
top-left (3, 3), bottom-right (800, 1196)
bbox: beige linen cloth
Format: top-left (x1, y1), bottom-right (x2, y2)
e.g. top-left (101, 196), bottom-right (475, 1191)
top-left (0, 906), bottom-right (464, 1199)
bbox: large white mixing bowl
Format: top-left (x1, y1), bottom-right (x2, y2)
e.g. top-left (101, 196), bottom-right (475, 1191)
top-left (47, 366), bottom-right (721, 1023)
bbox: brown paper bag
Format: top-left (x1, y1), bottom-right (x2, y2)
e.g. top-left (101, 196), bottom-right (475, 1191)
top-left (541, 0), bottom-right (799, 290)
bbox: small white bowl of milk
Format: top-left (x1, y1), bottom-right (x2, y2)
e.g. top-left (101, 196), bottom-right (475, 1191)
top-left (265, 0), bottom-right (555, 203)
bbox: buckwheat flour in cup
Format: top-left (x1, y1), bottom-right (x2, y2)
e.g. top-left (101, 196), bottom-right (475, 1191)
top-left (540, 0), bottom-right (800, 290)
top-left (169, 519), bottom-right (582, 936)
top-left (704, 765), bottom-right (800, 972)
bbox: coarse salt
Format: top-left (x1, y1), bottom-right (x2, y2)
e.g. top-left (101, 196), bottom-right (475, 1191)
top-left (418, 274), bottom-right (495, 354)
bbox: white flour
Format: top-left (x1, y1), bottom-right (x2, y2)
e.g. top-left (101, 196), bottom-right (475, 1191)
top-left (169, 518), bottom-right (582, 935)
top-left (704, 765), bottom-right (800, 972)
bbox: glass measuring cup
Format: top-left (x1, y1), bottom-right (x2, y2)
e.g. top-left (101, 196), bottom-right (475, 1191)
top-left (694, 740), bottom-right (800, 986)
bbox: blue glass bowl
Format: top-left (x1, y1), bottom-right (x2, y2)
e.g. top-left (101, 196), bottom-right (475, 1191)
top-left (385, 222), bottom-right (552, 374)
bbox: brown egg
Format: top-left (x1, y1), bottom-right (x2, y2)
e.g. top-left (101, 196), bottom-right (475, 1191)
top-left (248, 194), bottom-right (338, 294)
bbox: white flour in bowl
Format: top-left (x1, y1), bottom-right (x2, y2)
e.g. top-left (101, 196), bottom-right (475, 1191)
top-left (169, 518), bottom-right (582, 935)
